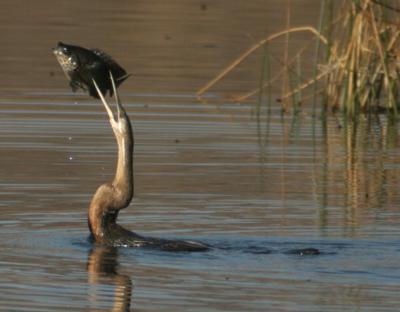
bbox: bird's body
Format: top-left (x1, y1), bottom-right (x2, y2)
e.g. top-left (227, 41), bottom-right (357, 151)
top-left (53, 42), bottom-right (130, 98)
top-left (87, 73), bottom-right (208, 252)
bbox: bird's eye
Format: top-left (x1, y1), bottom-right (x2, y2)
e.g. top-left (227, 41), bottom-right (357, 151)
top-left (63, 47), bottom-right (69, 53)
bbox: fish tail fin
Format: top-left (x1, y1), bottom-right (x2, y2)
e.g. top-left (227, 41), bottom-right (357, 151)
top-left (116, 73), bottom-right (132, 84)
top-left (109, 73), bottom-right (132, 96)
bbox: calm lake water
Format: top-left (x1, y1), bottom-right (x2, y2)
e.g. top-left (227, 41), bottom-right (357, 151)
top-left (1, 1), bottom-right (400, 311)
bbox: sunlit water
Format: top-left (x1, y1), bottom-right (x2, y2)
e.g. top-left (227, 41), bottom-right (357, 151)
top-left (1, 1), bottom-right (400, 311)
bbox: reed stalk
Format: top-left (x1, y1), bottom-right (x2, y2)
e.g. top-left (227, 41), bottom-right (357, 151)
top-left (198, 0), bottom-right (400, 117)
top-left (196, 27), bottom-right (327, 96)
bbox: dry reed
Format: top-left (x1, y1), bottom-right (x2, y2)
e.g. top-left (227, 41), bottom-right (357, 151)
top-left (198, 0), bottom-right (400, 116)
top-left (196, 26), bottom-right (327, 96)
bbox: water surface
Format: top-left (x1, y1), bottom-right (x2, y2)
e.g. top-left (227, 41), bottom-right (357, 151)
top-left (1, 1), bottom-right (400, 311)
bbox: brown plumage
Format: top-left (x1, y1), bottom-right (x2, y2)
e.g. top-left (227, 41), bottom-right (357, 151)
top-left (88, 73), bottom-right (209, 252)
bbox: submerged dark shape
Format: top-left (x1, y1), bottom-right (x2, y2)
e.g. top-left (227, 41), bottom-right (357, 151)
top-left (285, 248), bottom-right (321, 256)
top-left (87, 72), bottom-right (209, 252)
top-left (53, 42), bottom-right (130, 98)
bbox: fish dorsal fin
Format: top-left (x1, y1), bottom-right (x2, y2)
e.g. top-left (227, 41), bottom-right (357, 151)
top-left (90, 49), bottom-right (127, 76)
top-left (90, 48), bottom-right (114, 65)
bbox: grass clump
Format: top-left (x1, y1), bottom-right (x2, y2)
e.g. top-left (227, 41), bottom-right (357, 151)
top-left (197, 0), bottom-right (400, 117)
top-left (325, 0), bottom-right (400, 115)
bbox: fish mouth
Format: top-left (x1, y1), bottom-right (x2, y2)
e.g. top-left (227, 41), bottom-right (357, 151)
top-left (52, 46), bottom-right (64, 56)
top-left (52, 49), bottom-right (65, 57)
top-left (52, 42), bottom-right (66, 55)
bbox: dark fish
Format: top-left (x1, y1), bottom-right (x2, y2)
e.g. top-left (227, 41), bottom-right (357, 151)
top-left (53, 42), bottom-right (130, 98)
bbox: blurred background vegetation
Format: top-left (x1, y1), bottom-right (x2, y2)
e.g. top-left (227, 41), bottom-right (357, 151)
top-left (198, 0), bottom-right (400, 119)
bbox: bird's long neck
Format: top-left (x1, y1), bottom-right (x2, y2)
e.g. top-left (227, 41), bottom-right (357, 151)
top-left (113, 122), bottom-right (134, 198)
top-left (88, 115), bottom-right (134, 240)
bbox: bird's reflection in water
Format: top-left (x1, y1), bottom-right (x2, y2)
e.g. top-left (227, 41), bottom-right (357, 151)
top-left (87, 246), bottom-right (133, 312)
